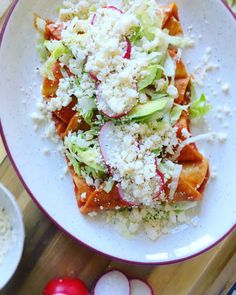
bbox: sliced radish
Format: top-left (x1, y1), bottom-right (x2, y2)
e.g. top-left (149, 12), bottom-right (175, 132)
top-left (118, 185), bottom-right (140, 207)
top-left (89, 71), bottom-right (100, 83)
top-left (103, 5), bottom-right (124, 14)
top-left (99, 122), bottom-right (163, 204)
top-left (153, 159), bottom-right (165, 200)
top-left (94, 270), bottom-right (130, 295)
top-left (99, 121), bottom-right (118, 175)
top-left (123, 37), bottom-right (131, 60)
top-left (96, 85), bottom-right (132, 118)
top-left (130, 279), bottom-right (154, 295)
top-left (91, 13), bottom-right (96, 25)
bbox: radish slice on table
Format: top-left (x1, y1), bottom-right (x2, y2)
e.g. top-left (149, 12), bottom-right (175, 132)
top-left (130, 279), bottom-right (154, 295)
top-left (123, 37), bottom-right (131, 59)
top-left (96, 86), bottom-right (132, 118)
top-left (94, 270), bottom-right (130, 295)
top-left (103, 6), bottom-right (124, 14)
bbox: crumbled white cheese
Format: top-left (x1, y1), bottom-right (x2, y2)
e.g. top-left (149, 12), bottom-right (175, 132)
top-left (211, 166), bottom-right (217, 180)
top-left (105, 200), bottom-right (199, 240)
top-left (63, 166), bottom-right (69, 175)
top-left (167, 85), bottom-right (178, 98)
top-left (198, 34), bottom-right (203, 40)
top-left (181, 128), bottom-right (191, 139)
top-left (223, 122), bottom-right (229, 129)
top-left (221, 83), bottom-right (230, 94)
top-left (81, 192), bottom-right (87, 199)
top-left (216, 78), bottom-right (222, 84)
top-left (88, 211), bottom-right (97, 217)
top-left (222, 106), bottom-right (231, 114)
top-left (104, 121), bottom-right (178, 205)
top-left (193, 47), bottom-right (219, 87)
top-left (0, 206), bottom-right (15, 265)
top-left (31, 112), bottom-right (46, 125)
top-left (42, 147), bottom-right (50, 155)
top-left (217, 132), bottom-right (228, 143)
top-left (206, 47), bottom-right (212, 54)
top-left (44, 122), bottom-right (60, 144)
top-left (47, 78), bottom-right (75, 111)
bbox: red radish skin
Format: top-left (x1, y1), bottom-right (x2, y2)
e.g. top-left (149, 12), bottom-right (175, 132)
top-left (94, 270), bottom-right (130, 295)
top-left (123, 37), bottom-right (132, 59)
top-left (91, 13), bottom-right (96, 25)
top-left (99, 122), bottom-right (161, 206)
top-left (99, 122), bottom-right (139, 206)
top-left (130, 279), bottom-right (154, 295)
top-left (117, 185), bottom-right (140, 207)
top-left (89, 71), bottom-right (100, 83)
top-left (43, 277), bottom-right (90, 295)
top-left (103, 6), bottom-right (124, 14)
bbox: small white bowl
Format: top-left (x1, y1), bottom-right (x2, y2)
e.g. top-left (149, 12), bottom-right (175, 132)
top-left (0, 183), bottom-right (24, 290)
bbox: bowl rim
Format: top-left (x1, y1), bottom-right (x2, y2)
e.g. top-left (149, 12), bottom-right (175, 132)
top-left (0, 183), bottom-right (25, 290)
top-left (0, 0), bottom-right (235, 265)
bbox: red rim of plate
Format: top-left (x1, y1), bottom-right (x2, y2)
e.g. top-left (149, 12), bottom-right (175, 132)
top-left (0, 0), bottom-right (235, 265)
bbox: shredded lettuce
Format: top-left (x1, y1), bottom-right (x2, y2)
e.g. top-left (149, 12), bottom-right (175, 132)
top-left (77, 98), bottom-right (97, 126)
top-left (138, 65), bottom-right (163, 91)
top-left (44, 40), bottom-right (62, 53)
top-left (82, 110), bottom-right (94, 126)
top-left (72, 145), bottom-right (106, 173)
top-left (190, 94), bottom-right (212, 119)
top-left (173, 201), bottom-right (198, 214)
top-left (65, 150), bottom-right (81, 176)
top-left (190, 82), bottom-right (212, 119)
top-left (36, 37), bottom-right (48, 62)
top-left (130, 26), bottom-right (142, 43)
top-left (167, 34), bottom-right (194, 49)
top-left (164, 53), bottom-right (176, 77)
top-left (152, 147), bottom-right (161, 156)
top-left (34, 15), bottom-right (46, 34)
top-left (42, 42), bottom-right (71, 80)
top-left (170, 105), bottom-right (183, 125)
top-left (103, 178), bottom-right (115, 193)
top-left (190, 81), bottom-right (198, 101)
top-left (64, 128), bottom-right (106, 175)
top-left (144, 90), bottom-right (168, 101)
top-left (134, 0), bottom-right (163, 41)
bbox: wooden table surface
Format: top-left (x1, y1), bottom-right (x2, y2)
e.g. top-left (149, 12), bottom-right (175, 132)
top-left (1, 3), bottom-right (236, 295)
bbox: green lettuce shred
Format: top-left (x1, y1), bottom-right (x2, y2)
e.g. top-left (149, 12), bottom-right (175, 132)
top-left (170, 105), bottom-right (183, 125)
top-left (42, 42), bottom-right (71, 80)
top-left (138, 65), bottom-right (163, 91)
top-left (190, 82), bottom-right (212, 119)
top-left (36, 37), bottom-right (48, 62)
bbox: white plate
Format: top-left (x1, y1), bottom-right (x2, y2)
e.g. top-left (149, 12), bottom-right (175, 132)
top-left (0, 0), bottom-right (236, 264)
top-left (0, 183), bottom-right (24, 289)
